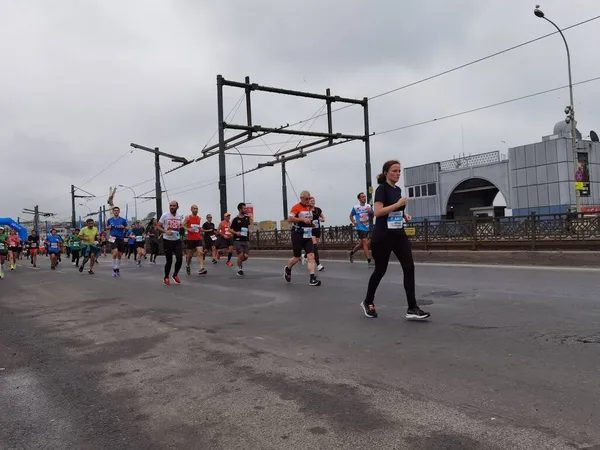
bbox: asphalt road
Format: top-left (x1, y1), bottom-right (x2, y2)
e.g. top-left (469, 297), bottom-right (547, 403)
top-left (1, 254), bottom-right (599, 450)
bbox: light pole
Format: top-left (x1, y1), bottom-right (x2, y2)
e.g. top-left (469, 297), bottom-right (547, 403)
top-left (118, 184), bottom-right (138, 220)
top-left (534, 5), bottom-right (580, 213)
top-left (232, 148), bottom-right (246, 203)
top-left (78, 203), bottom-right (92, 215)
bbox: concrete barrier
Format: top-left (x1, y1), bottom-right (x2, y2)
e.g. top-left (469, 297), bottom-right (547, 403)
top-left (251, 249), bottom-right (600, 268)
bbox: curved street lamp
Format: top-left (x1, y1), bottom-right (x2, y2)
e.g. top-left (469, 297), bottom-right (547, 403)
top-left (118, 184), bottom-right (138, 220)
top-left (534, 5), bottom-right (580, 213)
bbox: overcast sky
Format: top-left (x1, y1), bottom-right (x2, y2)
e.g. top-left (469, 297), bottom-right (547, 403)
top-left (2, 0), bottom-right (600, 226)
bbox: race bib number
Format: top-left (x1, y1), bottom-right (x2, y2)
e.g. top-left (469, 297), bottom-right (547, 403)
top-left (302, 228), bottom-right (313, 239)
top-left (50, 243), bottom-right (58, 248)
top-left (93, 241), bottom-right (99, 245)
top-left (171, 231), bottom-right (180, 239)
top-left (210, 234), bottom-right (217, 241)
top-left (72, 241), bottom-right (80, 248)
top-left (387, 212), bottom-right (404, 230)
top-left (191, 224), bottom-right (200, 232)
top-left (31, 243), bottom-right (37, 248)
top-left (0, 243), bottom-right (4, 250)
top-left (108, 236), bottom-right (116, 243)
top-left (240, 227), bottom-right (248, 237)
top-left (136, 235), bottom-right (143, 242)
top-left (359, 213), bottom-right (369, 223)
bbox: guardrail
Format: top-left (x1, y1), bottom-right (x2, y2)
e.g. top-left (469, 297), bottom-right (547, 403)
top-left (248, 213), bottom-right (600, 251)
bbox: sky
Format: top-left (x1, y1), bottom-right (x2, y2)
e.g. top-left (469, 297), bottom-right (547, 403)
top-left (2, 0), bottom-right (600, 226)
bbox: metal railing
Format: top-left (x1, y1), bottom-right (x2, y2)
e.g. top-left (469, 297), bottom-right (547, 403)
top-left (248, 213), bottom-right (600, 251)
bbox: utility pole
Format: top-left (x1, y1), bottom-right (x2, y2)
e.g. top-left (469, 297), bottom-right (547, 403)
top-left (22, 205), bottom-right (55, 234)
top-left (70, 185), bottom-right (95, 228)
top-left (130, 143), bottom-right (189, 220)
top-left (281, 162), bottom-right (288, 221)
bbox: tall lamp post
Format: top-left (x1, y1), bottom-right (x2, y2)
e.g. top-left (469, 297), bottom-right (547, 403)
top-left (118, 184), bottom-right (138, 220)
top-left (232, 148), bottom-right (246, 203)
top-left (534, 5), bottom-right (580, 213)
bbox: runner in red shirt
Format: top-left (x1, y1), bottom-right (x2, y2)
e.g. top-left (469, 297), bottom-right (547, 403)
top-left (183, 204), bottom-right (207, 275)
top-left (217, 212), bottom-right (234, 267)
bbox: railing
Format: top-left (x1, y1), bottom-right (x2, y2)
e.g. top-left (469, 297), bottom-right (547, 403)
top-left (249, 213), bottom-right (600, 251)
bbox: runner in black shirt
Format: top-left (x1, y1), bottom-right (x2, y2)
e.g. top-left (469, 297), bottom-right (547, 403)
top-left (309, 197), bottom-right (325, 271)
top-left (361, 159), bottom-right (430, 321)
top-left (230, 203), bottom-right (251, 276)
top-left (202, 214), bottom-right (218, 264)
top-left (27, 231), bottom-right (40, 268)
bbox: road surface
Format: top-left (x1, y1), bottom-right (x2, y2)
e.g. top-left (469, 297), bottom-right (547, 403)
top-left (1, 255), bottom-right (599, 450)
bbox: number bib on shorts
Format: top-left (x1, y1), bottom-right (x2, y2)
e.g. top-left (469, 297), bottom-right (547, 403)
top-left (171, 231), bottom-right (180, 239)
top-left (302, 228), bottom-right (313, 239)
top-left (387, 212), bottom-right (405, 230)
top-left (108, 236), bottom-right (116, 243)
top-left (210, 234), bottom-right (217, 241)
top-left (240, 227), bottom-right (248, 237)
top-left (136, 235), bottom-right (143, 242)
top-left (50, 243), bottom-right (58, 249)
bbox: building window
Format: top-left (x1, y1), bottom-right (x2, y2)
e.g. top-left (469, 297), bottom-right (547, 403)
top-left (415, 186), bottom-right (421, 197)
top-left (421, 184), bottom-right (427, 196)
top-left (427, 183), bottom-right (437, 196)
top-left (408, 187), bottom-right (414, 198)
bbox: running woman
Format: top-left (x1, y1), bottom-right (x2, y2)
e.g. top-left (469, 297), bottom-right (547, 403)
top-left (45, 228), bottom-right (63, 270)
top-left (183, 205), bottom-right (207, 275)
top-left (100, 231), bottom-right (108, 257)
top-left (27, 230), bottom-right (40, 267)
top-left (230, 203), bottom-right (251, 276)
top-left (70, 228), bottom-right (82, 267)
top-left (0, 227), bottom-right (8, 278)
top-left (126, 232), bottom-right (135, 260)
top-left (145, 218), bottom-right (160, 264)
top-left (157, 201), bottom-right (184, 285)
top-left (283, 191), bottom-right (322, 286)
top-left (217, 212), bottom-right (234, 267)
top-left (202, 214), bottom-right (218, 264)
top-left (78, 219), bottom-right (100, 274)
top-left (361, 160), bottom-right (430, 320)
top-left (106, 206), bottom-right (128, 277)
top-left (8, 229), bottom-right (20, 271)
top-left (349, 192), bottom-right (374, 265)
top-left (130, 221), bottom-right (146, 267)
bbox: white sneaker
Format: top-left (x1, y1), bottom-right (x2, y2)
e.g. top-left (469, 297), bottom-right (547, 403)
top-left (317, 264), bottom-right (324, 271)
top-left (72, 262), bottom-right (77, 266)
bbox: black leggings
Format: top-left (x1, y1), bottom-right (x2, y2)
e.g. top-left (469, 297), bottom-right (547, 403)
top-left (365, 233), bottom-right (417, 309)
top-left (163, 239), bottom-right (183, 278)
top-left (71, 249), bottom-right (80, 265)
top-left (150, 240), bottom-right (159, 261)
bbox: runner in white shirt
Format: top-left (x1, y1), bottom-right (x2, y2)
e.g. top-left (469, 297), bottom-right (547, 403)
top-left (156, 201), bottom-right (185, 285)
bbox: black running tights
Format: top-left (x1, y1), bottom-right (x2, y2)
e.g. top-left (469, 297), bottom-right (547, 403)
top-left (365, 233), bottom-right (417, 309)
top-left (163, 239), bottom-right (183, 278)
top-left (150, 240), bottom-right (159, 261)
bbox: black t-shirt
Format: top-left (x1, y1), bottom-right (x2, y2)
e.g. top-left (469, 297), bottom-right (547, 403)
top-left (371, 182), bottom-right (406, 243)
top-left (230, 215), bottom-right (251, 242)
top-left (202, 221), bottom-right (216, 236)
top-left (312, 207), bottom-right (322, 228)
top-left (28, 235), bottom-right (40, 248)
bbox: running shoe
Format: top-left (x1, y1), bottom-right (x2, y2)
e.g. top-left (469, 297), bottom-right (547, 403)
top-left (172, 275), bottom-right (181, 284)
top-left (163, 277), bottom-right (170, 285)
top-left (186, 265), bottom-right (191, 275)
top-left (406, 307), bottom-right (430, 320)
top-left (237, 270), bottom-right (244, 277)
top-left (72, 262), bottom-right (77, 266)
top-left (212, 259), bottom-right (217, 264)
top-left (216, 253), bottom-right (221, 260)
top-left (78, 265), bottom-right (84, 273)
top-left (0, 272), bottom-right (4, 279)
top-left (51, 265), bottom-right (56, 270)
top-left (284, 266), bottom-right (291, 282)
top-left (112, 270), bottom-right (117, 277)
top-left (88, 270), bottom-right (94, 275)
top-left (226, 261), bottom-right (233, 267)
top-left (116, 270), bottom-right (121, 277)
top-left (308, 278), bottom-right (321, 287)
top-left (360, 300), bottom-right (378, 318)
top-left (198, 268), bottom-right (207, 275)
top-left (317, 264), bottom-right (324, 271)
top-left (349, 251), bottom-right (354, 263)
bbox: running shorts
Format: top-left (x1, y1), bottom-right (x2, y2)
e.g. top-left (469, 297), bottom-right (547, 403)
top-left (204, 234), bottom-right (217, 249)
top-left (82, 245), bottom-right (100, 257)
top-left (291, 231), bottom-right (314, 258)
top-left (357, 230), bottom-right (370, 240)
top-left (186, 239), bottom-right (202, 250)
top-left (234, 240), bottom-right (249, 255)
top-left (110, 239), bottom-right (125, 253)
top-left (135, 241), bottom-right (145, 249)
top-left (221, 237), bottom-right (233, 248)
top-left (8, 246), bottom-right (19, 252)
top-left (312, 228), bottom-right (321, 238)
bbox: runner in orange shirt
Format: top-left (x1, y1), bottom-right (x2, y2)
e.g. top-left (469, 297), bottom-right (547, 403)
top-left (217, 212), bottom-right (234, 267)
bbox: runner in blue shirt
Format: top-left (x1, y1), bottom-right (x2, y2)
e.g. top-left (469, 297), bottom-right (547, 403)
top-left (349, 192), bottom-right (374, 265)
top-left (45, 228), bottom-right (63, 270)
top-left (106, 206), bottom-right (128, 277)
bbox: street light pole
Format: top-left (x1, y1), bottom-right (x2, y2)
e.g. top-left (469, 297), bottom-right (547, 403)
top-left (534, 5), bottom-right (580, 213)
top-left (118, 184), bottom-right (138, 220)
top-left (233, 148), bottom-right (246, 203)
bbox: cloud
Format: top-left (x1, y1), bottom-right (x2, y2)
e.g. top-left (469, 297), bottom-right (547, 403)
top-left (1, 0), bottom-right (600, 226)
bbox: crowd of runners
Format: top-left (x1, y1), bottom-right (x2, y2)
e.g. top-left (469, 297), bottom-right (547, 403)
top-left (2, 160), bottom-right (430, 320)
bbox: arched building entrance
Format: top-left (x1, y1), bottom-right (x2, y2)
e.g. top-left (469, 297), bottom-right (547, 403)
top-left (446, 178), bottom-right (504, 219)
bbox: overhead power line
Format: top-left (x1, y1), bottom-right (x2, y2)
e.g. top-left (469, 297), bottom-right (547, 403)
top-left (374, 75), bottom-right (600, 136)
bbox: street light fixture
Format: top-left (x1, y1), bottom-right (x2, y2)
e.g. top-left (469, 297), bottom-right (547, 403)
top-left (118, 184), bottom-right (138, 220)
top-left (534, 5), bottom-right (580, 213)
